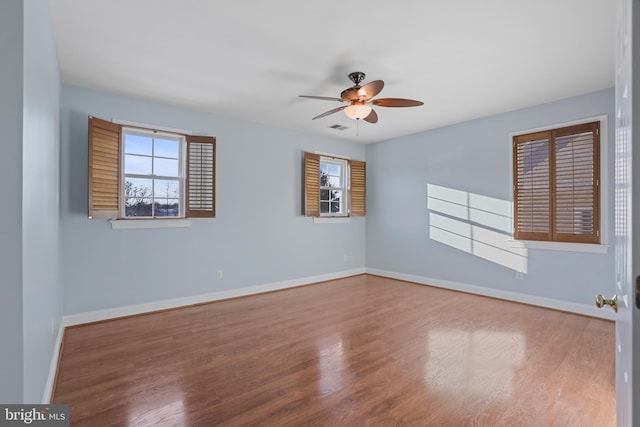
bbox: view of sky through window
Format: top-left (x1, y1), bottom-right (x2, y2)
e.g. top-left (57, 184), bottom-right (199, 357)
top-left (124, 132), bottom-right (182, 217)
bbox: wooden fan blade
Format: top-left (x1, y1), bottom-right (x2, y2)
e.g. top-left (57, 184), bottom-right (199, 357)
top-left (299, 95), bottom-right (343, 102)
top-left (370, 98), bottom-right (424, 107)
top-left (340, 87), bottom-right (360, 102)
top-left (312, 105), bottom-right (346, 120)
top-left (363, 109), bottom-right (378, 123)
top-left (358, 80), bottom-right (384, 100)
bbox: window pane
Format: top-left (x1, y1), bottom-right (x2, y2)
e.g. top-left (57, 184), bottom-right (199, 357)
top-left (125, 197), bottom-right (152, 217)
top-left (328, 176), bottom-right (341, 188)
top-left (121, 130), bottom-right (187, 218)
top-left (125, 134), bottom-right (152, 156)
top-left (320, 201), bottom-right (330, 213)
top-left (154, 158), bottom-right (179, 177)
top-left (124, 178), bottom-right (152, 199)
top-left (320, 171), bottom-right (329, 187)
top-left (320, 163), bottom-right (329, 174)
top-left (330, 190), bottom-right (342, 202)
top-left (328, 164), bottom-right (341, 176)
top-left (125, 154), bottom-right (152, 175)
top-left (154, 138), bottom-right (179, 159)
top-left (154, 200), bottom-right (179, 217)
top-left (331, 201), bottom-right (340, 213)
top-left (154, 179), bottom-right (179, 198)
top-left (320, 189), bottom-right (330, 201)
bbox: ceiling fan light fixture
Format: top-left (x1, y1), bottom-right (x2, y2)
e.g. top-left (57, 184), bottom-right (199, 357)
top-left (300, 72), bottom-right (423, 124)
top-left (344, 104), bottom-right (372, 120)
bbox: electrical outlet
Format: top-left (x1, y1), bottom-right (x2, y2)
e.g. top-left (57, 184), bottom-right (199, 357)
top-left (217, 270), bottom-right (223, 280)
top-left (343, 254), bottom-right (348, 262)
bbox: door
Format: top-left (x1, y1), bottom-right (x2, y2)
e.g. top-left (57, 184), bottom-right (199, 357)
top-left (612, 0), bottom-right (637, 425)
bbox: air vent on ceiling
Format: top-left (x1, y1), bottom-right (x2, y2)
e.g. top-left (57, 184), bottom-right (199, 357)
top-left (329, 124), bottom-right (348, 131)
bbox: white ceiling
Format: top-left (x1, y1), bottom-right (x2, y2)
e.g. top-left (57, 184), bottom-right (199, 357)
top-left (48, 0), bottom-right (615, 144)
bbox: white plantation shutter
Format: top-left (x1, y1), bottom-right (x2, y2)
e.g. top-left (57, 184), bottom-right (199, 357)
top-left (513, 122), bottom-right (600, 243)
top-left (186, 135), bottom-right (216, 218)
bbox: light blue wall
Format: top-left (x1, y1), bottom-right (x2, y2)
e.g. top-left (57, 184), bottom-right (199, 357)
top-left (366, 89), bottom-right (614, 306)
top-left (60, 86), bottom-right (366, 315)
top-left (0, 0), bottom-right (63, 403)
top-left (22, 0), bottom-right (62, 403)
top-left (61, 86), bottom-right (614, 314)
top-left (0, 0), bottom-right (25, 404)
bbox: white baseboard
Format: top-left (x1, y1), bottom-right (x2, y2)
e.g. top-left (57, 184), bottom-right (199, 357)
top-left (42, 321), bottom-right (65, 403)
top-left (366, 268), bottom-right (615, 321)
top-left (62, 268), bottom-right (366, 327)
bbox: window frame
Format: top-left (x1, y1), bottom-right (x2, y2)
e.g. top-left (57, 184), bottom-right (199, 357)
top-left (319, 156), bottom-right (349, 217)
top-left (508, 115), bottom-right (609, 253)
top-left (120, 127), bottom-right (186, 219)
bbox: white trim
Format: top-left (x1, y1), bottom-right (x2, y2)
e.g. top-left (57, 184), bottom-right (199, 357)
top-left (510, 115), bottom-right (608, 137)
top-left (110, 219), bottom-right (191, 229)
top-left (42, 322), bottom-right (65, 404)
top-left (366, 268), bottom-right (616, 321)
top-left (508, 239), bottom-right (609, 253)
top-left (62, 268), bottom-right (366, 326)
top-left (507, 114), bottom-right (610, 247)
top-left (313, 217), bottom-right (351, 223)
top-left (313, 150), bottom-right (351, 160)
top-left (112, 118), bottom-right (193, 135)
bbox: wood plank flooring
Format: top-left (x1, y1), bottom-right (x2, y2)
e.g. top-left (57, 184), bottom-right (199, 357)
top-left (53, 274), bottom-right (615, 426)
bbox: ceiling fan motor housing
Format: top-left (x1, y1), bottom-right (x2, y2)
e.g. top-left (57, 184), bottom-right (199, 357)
top-left (348, 71), bottom-right (366, 85)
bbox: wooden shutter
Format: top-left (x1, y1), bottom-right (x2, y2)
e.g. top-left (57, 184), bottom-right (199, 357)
top-left (88, 116), bottom-right (121, 219)
top-left (514, 131), bottom-right (551, 240)
top-left (350, 160), bottom-right (366, 216)
top-left (186, 135), bottom-right (216, 218)
top-left (304, 152), bottom-right (320, 216)
top-left (513, 122), bottom-right (600, 243)
top-left (553, 122), bottom-right (600, 243)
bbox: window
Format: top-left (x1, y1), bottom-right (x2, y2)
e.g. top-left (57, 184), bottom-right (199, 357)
top-left (88, 116), bottom-right (215, 220)
top-left (123, 129), bottom-right (182, 217)
top-left (513, 121), bottom-right (600, 243)
top-left (320, 157), bottom-right (348, 215)
top-left (303, 152), bottom-right (366, 217)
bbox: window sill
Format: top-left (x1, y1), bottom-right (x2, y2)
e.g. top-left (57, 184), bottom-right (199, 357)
top-left (508, 239), bottom-right (609, 254)
top-left (313, 217), bottom-right (351, 224)
top-left (110, 219), bottom-right (192, 230)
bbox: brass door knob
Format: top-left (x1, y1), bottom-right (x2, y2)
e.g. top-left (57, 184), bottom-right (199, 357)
top-left (595, 294), bottom-right (618, 312)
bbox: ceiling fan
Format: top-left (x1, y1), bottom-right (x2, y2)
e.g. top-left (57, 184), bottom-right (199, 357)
top-left (300, 71), bottom-right (423, 124)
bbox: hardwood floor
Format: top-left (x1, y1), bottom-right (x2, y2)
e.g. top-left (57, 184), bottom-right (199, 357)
top-left (53, 274), bottom-right (615, 426)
